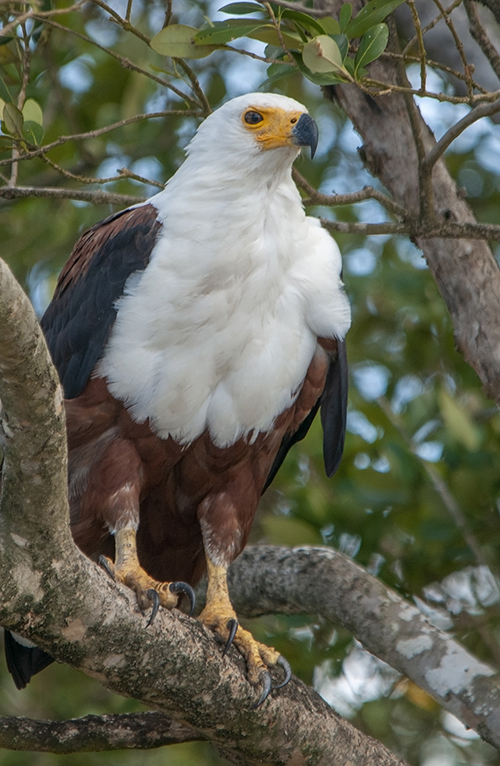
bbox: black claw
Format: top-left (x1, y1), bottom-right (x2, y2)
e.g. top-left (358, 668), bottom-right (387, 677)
top-left (169, 581), bottom-right (196, 616)
top-left (222, 619), bottom-right (238, 656)
top-left (98, 555), bottom-right (115, 581)
top-left (251, 671), bottom-right (272, 709)
top-left (145, 589), bottom-right (160, 627)
top-left (273, 655), bottom-right (292, 690)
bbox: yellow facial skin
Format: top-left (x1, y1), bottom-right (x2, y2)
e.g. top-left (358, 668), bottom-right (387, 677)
top-left (241, 106), bottom-right (305, 151)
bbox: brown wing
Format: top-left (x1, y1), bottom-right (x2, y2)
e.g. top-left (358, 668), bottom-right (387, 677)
top-left (41, 204), bottom-right (162, 399)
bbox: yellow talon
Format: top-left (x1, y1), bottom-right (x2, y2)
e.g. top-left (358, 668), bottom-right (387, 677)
top-left (101, 527), bottom-right (195, 616)
top-left (198, 558), bottom-right (283, 690)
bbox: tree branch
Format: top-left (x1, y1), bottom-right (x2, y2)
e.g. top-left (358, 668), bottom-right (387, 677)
top-left (229, 546), bottom-right (500, 751)
top-left (0, 712), bottom-right (203, 753)
top-left (0, 256), bottom-right (410, 766)
top-left (464, 0), bottom-right (500, 81)
top-left (423, 96), bottom-right (500, 172)
top-left (0, 186), bottom-right (143, 206)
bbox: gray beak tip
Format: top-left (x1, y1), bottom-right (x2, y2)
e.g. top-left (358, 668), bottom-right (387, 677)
top-left (292, 113), bottom-right (319, 159)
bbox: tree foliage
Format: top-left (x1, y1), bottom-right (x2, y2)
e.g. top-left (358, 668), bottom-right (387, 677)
top-left (2, 0), bottom-right (500, 764)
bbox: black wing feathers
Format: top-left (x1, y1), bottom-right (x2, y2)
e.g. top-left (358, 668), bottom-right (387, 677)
top-left (4, 630), bottom-right (54, 690)
top-left (263, 339), bottom-right (348, 491)
top-left (41, 204), bottom-right (162, 399)
top-left (321, 338), bottom-right (348, 477)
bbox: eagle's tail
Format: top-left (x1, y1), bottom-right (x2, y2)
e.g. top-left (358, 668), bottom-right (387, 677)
top-left (4, 630), bottom-right (54, 689)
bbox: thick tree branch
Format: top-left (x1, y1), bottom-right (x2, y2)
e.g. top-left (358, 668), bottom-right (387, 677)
top-left (0, 257), bottom-right (409, 766)
top-left (0, 712), bottom-right (203, 752)
top-left (230, 547), bottom-right (500, 751)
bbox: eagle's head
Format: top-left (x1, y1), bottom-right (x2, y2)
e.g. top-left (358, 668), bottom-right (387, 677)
top-left (186, 93), bottom-right (318, 171)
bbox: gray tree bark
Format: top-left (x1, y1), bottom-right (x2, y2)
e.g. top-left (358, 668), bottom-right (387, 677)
top-left (325, 5), bottom-right (500, 404)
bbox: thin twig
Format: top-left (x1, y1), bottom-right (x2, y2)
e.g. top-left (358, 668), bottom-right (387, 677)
top-left (0, 1), bottom-right (84, 38)
top-left (0, 110), bottom-right (203, 169)
top-left (321, 217), bottom-right (500, 241)
top-left (227, 45), bottom-right (290, 64)
top-left (383, 50), bottom-right (487, 94)
top-left (431, 0), bottom-right (475, 99)
top-left (176, 61), bottom-right (212, 115)
top-left (37, 151), bottom-right (132, 185)
top-left (406, 0), bottom-right (427, 93)
top-left (10, 22), bottom-right (32, 185)
top-left (34, 15), bottom-right (200, 107)
top-left (117, 167), bottom-right (164, 188)
top-left (320, 219), bottom-right (409, 236)
top-left (423, 97), bottom-right (500, 172)
top-left (464, 0), bottom-right (500, 81)
top-left (293, 168), bottom-right (408, 217)
top-left (163, 0), bottom-right (173, 28)
top-left (89, 0), bottom-right (150, 45)
top-left (360, 78), bottom-right (500, 105)
top-left (0, 185), bottom-right (143, 205)
top-left (402, 0), bottom-right (463, 57)
top-left (264, 2), bottom-right (295, 64)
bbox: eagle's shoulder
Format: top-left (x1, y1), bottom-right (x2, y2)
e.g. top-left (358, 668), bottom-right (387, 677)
top-left (41, 203), bottom-right (162, 399)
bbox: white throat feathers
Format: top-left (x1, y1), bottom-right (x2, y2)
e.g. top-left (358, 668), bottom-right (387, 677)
top-left (97, 93), bottom-right (351, 447)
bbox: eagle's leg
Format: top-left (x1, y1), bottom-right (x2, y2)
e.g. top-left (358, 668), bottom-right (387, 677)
top-left (100, 527), bottom-right (195, 618)
top-left (198, 556), bottom-right (291, 705)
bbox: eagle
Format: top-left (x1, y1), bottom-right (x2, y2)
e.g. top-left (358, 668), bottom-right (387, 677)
top-left (5, 92), bottom-right (351, 705)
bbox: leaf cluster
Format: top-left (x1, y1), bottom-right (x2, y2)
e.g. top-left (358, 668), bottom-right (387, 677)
top-left (150, 0), bottom-right (406, 87)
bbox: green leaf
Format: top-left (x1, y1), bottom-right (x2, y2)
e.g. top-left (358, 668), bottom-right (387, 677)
top-left (247, 25), bottom-right (303, 50)
top-left (339, 3), bottom-right (352, 32)
top-left (150, 25), bottom-right (217, 59)
top-left (281, 9), bottom-right (326, 36)
top-left (344, 56), bottom-right (356, 77)
top-left (194, 19), bottom-right (266, 45)
top-left (261, 61), bottom-right (295, 87)
top-left (0, 36), bottom-right (13, 46)
top-left (293, 51), bottom-right (346, 85)
top-left (23, 120), bottom-right (44, 144)
top-left (331, 32), bottom-right (348, 60)
top-left (22, 98), bottom-right (43, 126)
top-left (319, 17), bottom-right (341, 34)
top-left (439, 390), bottom-right (482, 451)
top-left (302, 34), bottom-right (344, 73)
top-left (0, 78), bottom-right (11, 103)
top-left (218, 1), bottom-right (264, 13)
top-left (354, 23), bottom-right (388, 75)
top-left (2, 102), bottom-right (23, 137)
top-left (345, 0), bottom-right (406, 38)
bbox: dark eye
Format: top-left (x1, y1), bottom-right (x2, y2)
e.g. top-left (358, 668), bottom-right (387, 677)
top-left (244, 110), bottom-right (264, 125)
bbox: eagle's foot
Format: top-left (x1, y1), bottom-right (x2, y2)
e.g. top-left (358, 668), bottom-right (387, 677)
top-left (99, 527), bottom-right (195, 621)
top-left (200, 558), bottom-right (292, 706)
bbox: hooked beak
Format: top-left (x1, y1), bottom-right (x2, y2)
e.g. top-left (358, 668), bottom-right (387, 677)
top-left (292, 113), bottom-right (318, 159)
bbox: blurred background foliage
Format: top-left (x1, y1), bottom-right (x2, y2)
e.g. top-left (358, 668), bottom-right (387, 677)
top-left (2, 0), bottom-right (500, 764)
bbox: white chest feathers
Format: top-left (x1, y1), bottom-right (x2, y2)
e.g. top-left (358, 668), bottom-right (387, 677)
top-left (97, 181), bottom-right (351, 447)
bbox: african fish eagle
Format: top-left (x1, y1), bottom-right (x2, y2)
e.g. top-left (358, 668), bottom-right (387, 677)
top-left (5, 92), bottom-right (351, 705)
